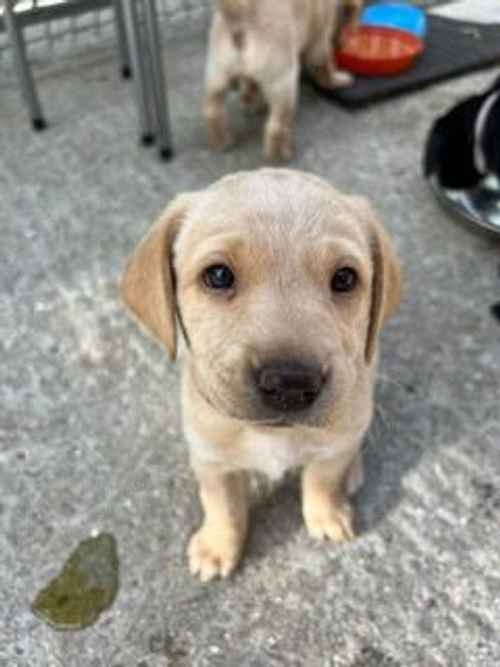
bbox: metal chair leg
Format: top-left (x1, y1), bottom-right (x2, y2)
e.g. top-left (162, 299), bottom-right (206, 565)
top-left (112, 0), bottom-right (131, 79)
top-left (3, 0), bottom-right (46, 130)
top-left (143, 0), bottom-right (173, 159)
top-left (121, 0), bottom-right (155, 144)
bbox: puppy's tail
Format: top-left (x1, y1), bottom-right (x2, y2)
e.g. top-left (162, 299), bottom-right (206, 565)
top-left (217, 0), bottom-right (251, 48)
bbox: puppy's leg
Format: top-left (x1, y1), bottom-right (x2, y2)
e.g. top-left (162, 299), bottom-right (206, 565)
top-left (342, 0), bottom-right (362, 36)
top-left (302, 453), bottom-right (358, 542)
top-left (204, 81), bottom-right (234, 151)
top-left (204, 18), bottom-right (236, 151)
top-left (345, 450), bottom-right (364, 497)
top-left (261, 69), bottom-right (298, 162)
top-left (305, 35), bottom-right (353, 89)
top-left (188, 464), bottom-right (249, 582)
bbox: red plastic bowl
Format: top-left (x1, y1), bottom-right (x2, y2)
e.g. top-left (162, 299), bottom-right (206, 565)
top-left (336, 25), bottom-right (424, 76)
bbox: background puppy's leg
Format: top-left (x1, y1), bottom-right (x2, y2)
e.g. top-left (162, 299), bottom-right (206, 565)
top-left (301, 452), bottom-right (359, 542)
top-left (305, 33), bottom-right (353, 89)
top-left (261, 68), bottom-right (298, 161)
top-left (204, 17), bottom-right (236, 151)
top-left (204, 79), bottom-right (234, 151)
top-left (339, 0), bottom-right (363, 41)
top-left (188, 464), bottom-right (249, 582)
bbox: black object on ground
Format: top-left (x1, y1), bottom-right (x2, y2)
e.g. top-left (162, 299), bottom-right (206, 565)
top-left (491, 302), bottom-right (500, 323)
top-left (423, 72), bottom-right (500, 237)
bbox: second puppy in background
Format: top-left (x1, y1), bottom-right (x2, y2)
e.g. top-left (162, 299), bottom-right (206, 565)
top-left (205, 0), bottom-right (362, 161)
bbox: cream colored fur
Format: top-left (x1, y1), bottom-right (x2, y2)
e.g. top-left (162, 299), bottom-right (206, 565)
top-left (205, 0), bottom-right (363, 160)
top-left (121, 168), bottom-right (401, 582)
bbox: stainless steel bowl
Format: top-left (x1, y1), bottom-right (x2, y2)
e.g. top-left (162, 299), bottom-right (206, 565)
top-left (428, 173), bottom-right (500, 238)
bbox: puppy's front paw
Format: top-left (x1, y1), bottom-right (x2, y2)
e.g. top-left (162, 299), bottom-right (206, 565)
top-left (188, 524), bottom-right (243, 582)
top-left (303, 498), bottom-right (355, 543)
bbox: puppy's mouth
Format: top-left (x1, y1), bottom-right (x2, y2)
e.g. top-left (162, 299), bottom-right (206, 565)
top-left (191, 365), bottom-right (331, 428)
top-left (253, 411), bottom-right (328, 430)
top-left (255, 416), bottom-right (294, 429)
top-left (194, 380), bottom-right (325, 429)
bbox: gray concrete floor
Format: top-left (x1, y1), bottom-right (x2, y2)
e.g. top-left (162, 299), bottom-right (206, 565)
top-left (1, 25), bottom-right (500, 667)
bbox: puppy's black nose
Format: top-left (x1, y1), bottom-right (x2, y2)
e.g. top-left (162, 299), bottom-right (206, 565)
top-left (255, 360), bottom-right (326, 412)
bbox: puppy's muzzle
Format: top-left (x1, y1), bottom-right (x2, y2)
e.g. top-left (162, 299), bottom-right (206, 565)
top-left (253, 360), bottom-right (328, 413)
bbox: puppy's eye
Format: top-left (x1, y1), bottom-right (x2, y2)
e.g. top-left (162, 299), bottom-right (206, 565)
top-left (203, 264), bottom-right (235, 290)
top-left (331, 267), bottom-right (358, 293)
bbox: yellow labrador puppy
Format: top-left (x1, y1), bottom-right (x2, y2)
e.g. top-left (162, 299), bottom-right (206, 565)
top-left (121, 169), bottom-right (401, 582)
top-left (205, 0), bottom-right (363, 160)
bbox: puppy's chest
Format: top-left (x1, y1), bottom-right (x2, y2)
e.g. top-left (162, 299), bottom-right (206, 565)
top-left (239, 429), bottom-right (337, 481)
top-left (187, 423), bottom-right (338, 480)
top-left (238, 432), bottom-right (307, 480)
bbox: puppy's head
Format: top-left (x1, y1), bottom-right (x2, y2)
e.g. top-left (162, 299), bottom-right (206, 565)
top-left (122, 169), bottom-right (401, 429)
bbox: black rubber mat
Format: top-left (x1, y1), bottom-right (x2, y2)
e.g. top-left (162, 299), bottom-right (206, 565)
top-left (312, 14), bottom-right (500, 108)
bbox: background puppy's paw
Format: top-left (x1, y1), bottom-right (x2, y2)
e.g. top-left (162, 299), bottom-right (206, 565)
top-left (311, 65), bottom-right (354, 90)
top-left (207, 123), bottom-right (235, 152)
top-left (264, 135), bottom-right (293, 162)
top-left (330, 69), bottom-right (354, 88)
top-left (188, 525), bottom-right (242, 582)
top-left (303, 499), bottom-right (355, 543)
top-left (209, 132), bottom-right (235, 152)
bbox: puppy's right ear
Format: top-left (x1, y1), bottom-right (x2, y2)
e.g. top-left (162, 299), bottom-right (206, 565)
top-left (120, 194), bottom-right (192, 360)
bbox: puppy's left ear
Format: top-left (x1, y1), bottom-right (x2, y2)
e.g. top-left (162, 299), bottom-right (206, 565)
top-left (347, 196), bottom-right (402, 364)
top-left (120, 194), bottom-right (193, 360)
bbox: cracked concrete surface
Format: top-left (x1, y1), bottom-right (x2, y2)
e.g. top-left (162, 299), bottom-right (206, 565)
top-left (1, 20), bottom-right (499, 667)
